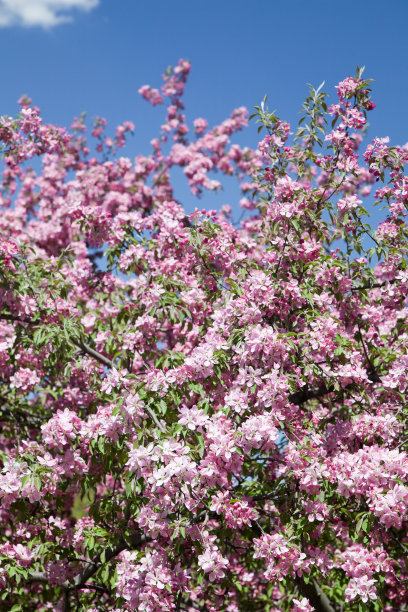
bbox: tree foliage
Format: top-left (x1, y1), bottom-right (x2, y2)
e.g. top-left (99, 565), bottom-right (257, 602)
top-left (0, 61), bottom-right (408, 611)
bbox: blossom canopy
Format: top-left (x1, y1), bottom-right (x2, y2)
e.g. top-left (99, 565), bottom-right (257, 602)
top-left (0, 60), bottom-right (408, 611)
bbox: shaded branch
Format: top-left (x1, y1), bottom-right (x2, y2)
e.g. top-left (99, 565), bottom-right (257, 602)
top-left (295, 577), bottom-right (336, 612)
top-left (73, 342), bottom-right (165, 432)
top-left (356, 321), bottom-right (382, 383)
top-left (0, 313), bottom-right (33, 324)
top-left (289, 384), bottom-right (337, 406)
top-left (30, 532), bottom-right (150, 594)
top-left (0, 404), bottom-right (45, 427)
top-left (0, 311), bottom-right (167, 435)
top-left (350, 279), bottom-right (396, 292)
top-left (69, 532), bottom-right (149, 590)
top-left (246, 518), bottom-right (336, 612)
top-left (29, 505), bottom-right (337, 612)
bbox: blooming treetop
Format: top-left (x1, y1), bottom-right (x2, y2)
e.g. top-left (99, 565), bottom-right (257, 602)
top-left (0, 60), bottom-right (408, 611)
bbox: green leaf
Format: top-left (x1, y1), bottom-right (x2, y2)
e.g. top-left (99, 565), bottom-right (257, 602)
top-left (21, 474), bottom-right (30, 488)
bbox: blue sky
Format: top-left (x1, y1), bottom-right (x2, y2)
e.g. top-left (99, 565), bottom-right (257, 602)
top-left (1, 0), bottom-right (408, 216)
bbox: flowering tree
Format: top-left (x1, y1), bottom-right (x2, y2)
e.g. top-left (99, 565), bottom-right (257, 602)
top-left (0, 59), bottom-right (408, 611)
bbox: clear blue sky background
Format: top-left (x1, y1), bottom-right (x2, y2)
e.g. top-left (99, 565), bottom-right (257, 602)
top-left (1, 0), bottom-right (408, 216)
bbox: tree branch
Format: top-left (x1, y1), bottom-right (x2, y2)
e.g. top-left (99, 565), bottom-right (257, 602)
top-left (0, 311), bottom-right (167, 437)
top-left (289, 384), bottom-right (337, 405)
top-left (0, 313), bottom-right (33, 324)
top-left (248, 518), bottom-right (336, 611)
top-left (29, 508), bottom-right (337, 612)
top-left (350, 279), bottom-right (396, 292)
top-left (29, 532), bottom-right (150, 594)
top-left (295, 577), bottom-right (336, 612)
top-left (69, 532), bottom-right (149, 590)
top-left (72, 339), bottom-right (114, 369)
top-left (144, 405), bottom-right (166, 433)
top-left (73, 341), bottom-right (165, 432)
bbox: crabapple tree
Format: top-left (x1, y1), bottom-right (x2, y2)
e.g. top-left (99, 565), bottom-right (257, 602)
top-left (0, 60), bottom-right (408, 611)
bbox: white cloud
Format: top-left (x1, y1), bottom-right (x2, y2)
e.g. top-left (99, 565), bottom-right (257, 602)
top-left (0, 0), bottom-right (99, 28)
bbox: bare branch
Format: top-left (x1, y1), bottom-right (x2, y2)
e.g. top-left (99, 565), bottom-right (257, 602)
top-left (295, 577), bottom-right (336, 612)
top-left (73, 339), bottom-right (114, 369)
top-left (144, 405), bottom-right (166, 433)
